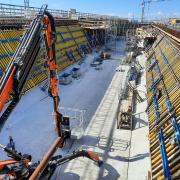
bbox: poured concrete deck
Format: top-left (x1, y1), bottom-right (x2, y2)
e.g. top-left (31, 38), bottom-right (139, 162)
top-left (53, 54), bottom-right (150, 180)
top-left (53, 65), bottom-right (131, 180)
top-left (127, 54), bottom-right (150, 180)
top-left (0, 40), bottom-right (125, 160)
top-left (0, 40), bottom-right (150, 180)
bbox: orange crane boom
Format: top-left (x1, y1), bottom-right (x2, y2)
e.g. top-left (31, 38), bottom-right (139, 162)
top-left (0, 5), bottom-right (102, 179)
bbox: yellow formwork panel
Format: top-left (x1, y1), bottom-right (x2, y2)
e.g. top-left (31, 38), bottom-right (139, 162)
top-left (56, 26), bottom-right (67, 31)
top-left (61, 33), bottom-right (72, 39)
top-left (56, 34), bottom-right (63, 42)
top-left (71, 31), bottom-right (83, 38)
top-left (75, 37), bottom-right (87, 43)
top-left (0, 45), bottom-right (11, 71)
top-left (2, 31), bottom-right (23, 52)
top-left (0, 23), bottom-right (90, 95)
top-left (0, 30), bottom-right (24, 78)
top-left (69, 25), bottom-right (81, 30)
top-left (146, 35), bottom-right (180, 180)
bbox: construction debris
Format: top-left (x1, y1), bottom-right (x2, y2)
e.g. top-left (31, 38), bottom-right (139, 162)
top-left (71, 67), bottom-right (81, 78)
top-left (90, 52), bottom-right (103, 68)
top-left (117, 83), bottom-right (134, 130)
top-left (59, 73), bottom-right (72, 85)
top-left (100, 51), bottom-right (111, 59)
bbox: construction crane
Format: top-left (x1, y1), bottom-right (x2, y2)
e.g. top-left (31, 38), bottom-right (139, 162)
top-left (140, 0), bottom-right (171, 23)
top-left (0, 5), bottom-right (102, 180)
top-left (24, 0), bottom-right (29, 9)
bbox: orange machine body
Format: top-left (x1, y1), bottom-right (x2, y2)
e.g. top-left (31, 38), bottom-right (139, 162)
top-left (43, 16), bottom-right (62, 139)
top-left (0, 13), bottom-right (62, 177)
top-left (0, 159), bottom-right (30, 171)
top-left (0, 67), bottom-right (16, 112)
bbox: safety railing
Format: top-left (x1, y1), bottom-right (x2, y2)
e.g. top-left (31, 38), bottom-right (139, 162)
top-left (0, 3), bottom-right (126, 20)
top-left (59, 107), bottom-right (85, 140)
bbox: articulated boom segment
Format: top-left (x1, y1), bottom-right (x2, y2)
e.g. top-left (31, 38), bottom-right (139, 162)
top-left (0, 5), bottom-right (102, 180)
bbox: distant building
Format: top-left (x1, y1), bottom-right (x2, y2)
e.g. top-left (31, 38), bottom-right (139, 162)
top-left (136, 26), bottom-right (155, 39)
top-left (169, 18), bottom-right (180, 25)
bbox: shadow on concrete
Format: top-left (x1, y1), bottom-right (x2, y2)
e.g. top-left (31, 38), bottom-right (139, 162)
top-left (80, 135), bottom-right (129, 152)
top-left (133, 117), bottom-right (148, 130)
top-left (98, 136), bottom-right (129, 152)
top-left (98, 162), bottom-right (120, 180)
top-left (53, 44), bottom-right (128, 179)
top-left (52, 171), bottom-right (80, 180)
top-left (96, 117), bottom-right (122, 179)
top-left (111, 153), bottom-right (149, 162)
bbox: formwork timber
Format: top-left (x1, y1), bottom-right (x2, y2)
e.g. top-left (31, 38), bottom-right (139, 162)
top-left (145, 26), bottom-right (180, 179)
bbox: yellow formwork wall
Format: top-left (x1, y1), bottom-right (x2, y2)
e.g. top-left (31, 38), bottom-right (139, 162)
top-left (146, 35), bottom-right (180, 179)
top-left (0, 23), bottom-right (91, 93)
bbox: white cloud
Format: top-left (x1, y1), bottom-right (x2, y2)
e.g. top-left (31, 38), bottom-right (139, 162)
top-left (172, 12), bottom-right (179, 17)
top-left (107, 13), bottom-right (115, 16)
top-left (127, 12), bottom-right (135, 19)
top-left (157, 11), bottom-right (163, 16)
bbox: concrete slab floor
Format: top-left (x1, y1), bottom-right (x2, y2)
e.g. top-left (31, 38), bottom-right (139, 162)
top-left (53, 65), bottom-right (132, 180)
top-left (0, 40), bottom-right (126, 161)
top-left (127, 53), bottom-right (151, 180)
top-left (0, 52), bottom-right (121, 161)
top-left (0, 40), bottom-right (150, 180)
top-left (53, 53), bottom-right (150, 180)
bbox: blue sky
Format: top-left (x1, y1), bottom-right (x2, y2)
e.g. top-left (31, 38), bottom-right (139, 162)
top-left (0, 0), bottom-right (179, 20)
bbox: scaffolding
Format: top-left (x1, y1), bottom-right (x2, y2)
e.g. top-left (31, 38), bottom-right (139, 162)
top-left (0, 3), bottom-right (126, 21)
top-left (104, 18), bottom-right (118, 51)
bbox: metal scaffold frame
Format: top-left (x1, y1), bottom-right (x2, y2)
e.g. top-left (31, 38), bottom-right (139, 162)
top-left (146, 28), bottom-right (180, 179)
top-left (0, 3), bottom-right (127, 21)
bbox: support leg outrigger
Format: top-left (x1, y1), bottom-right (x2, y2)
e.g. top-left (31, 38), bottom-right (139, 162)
top-left (40, 149), bottom-right (103, 179)
top-left (0, 138), bottom-right (103, 180)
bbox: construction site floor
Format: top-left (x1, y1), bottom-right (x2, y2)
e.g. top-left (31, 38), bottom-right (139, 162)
top-left (0, 40), bottom-right (125, 159)
top-left (53, 54), bottom-right (150, 180)
top-left (0, 40), bottom-right (150, 180)
top-left (127, 54), bottom-right (150, 180)
top-left (0, 54), bottom-right (119, 160)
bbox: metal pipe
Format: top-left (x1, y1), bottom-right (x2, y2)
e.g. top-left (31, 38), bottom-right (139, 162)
top-left (29, 137), bottom-right (62, 180)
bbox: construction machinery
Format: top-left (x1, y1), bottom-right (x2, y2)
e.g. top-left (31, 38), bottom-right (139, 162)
top-left (140, 0), bottom-right (171, 23)
top-left (0, 5), bottom-right (102, 180)
top-left (0, 139), bottom-right (102, 180)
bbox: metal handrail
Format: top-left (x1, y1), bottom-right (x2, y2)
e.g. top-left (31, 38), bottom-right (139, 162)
top-left (0, 3), bottom-right (128, 20)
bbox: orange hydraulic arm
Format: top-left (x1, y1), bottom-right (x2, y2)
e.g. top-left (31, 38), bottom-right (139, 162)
top-left (43, 12), bottom-right (63, 140)
top-left (0, 6), bottom-right (66, 141)
top-left (0, 5), bottom-right (48, 129)
top-left (43, 11), bottom-right (71, 145)
top-left (0, 67), bottom-right (16, 112)
top-left (0, 6), bottom-right (102, 180)
top-left (0, 6), bottom-right (68, 178)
